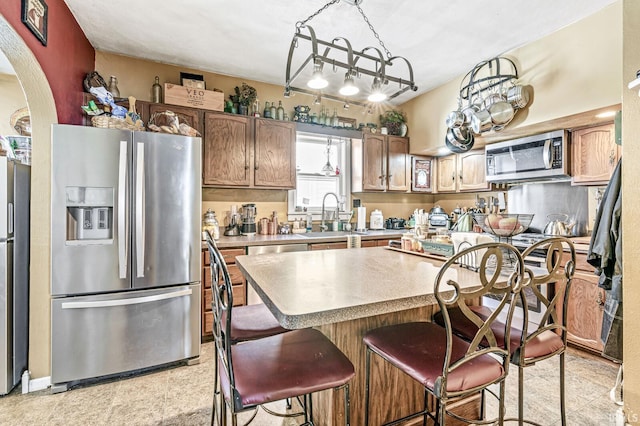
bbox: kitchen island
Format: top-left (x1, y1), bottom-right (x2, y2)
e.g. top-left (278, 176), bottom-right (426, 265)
top-left (236, 246), bottom-right (482, 426)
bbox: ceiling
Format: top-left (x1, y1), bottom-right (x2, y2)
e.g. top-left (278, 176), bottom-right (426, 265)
top-left (21, 1), bottom-right (621, 104)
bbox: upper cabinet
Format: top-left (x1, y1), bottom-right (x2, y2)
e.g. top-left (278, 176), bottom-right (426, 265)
top-left (435, 150), bottom-right (490, 193)
top-left (352, 134), bottom-right (410, 192)
top-left (254, 119), bottom-right (296, 188)
top-left (203, 112), bottom-right (252, 186)
top-left (571, 122), bottom-right (620, 185)
top-left (202, 113), bottom-right (296, 189)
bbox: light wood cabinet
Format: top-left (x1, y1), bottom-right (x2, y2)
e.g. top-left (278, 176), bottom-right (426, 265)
top-left (202, 247), bottom-right (247, 341)
top-left (203, 112), bottom-right (252, 186)
top-left (559, 251), bottom-right (605, 353)
top-left (435, 150), bottom-right (489, 193)
top-left (571, 123), bottom-right (620, 185)
top-left (352, 134), bottom-right (410, 192)
top-left (202, 113), bottom-right (296, 188)
top-left (254, 118), bottom-right (296, 188)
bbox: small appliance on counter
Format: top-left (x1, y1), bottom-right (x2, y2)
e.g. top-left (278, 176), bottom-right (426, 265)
top-left (241, 203), bottom-right (257, 236)
top-left (369, 209), bottom-right (385, 230)
top-left (224, 205), bottom-right (241, 236)
top-left (385, 217), bottom-right (406, 229)
top-left (428, 205), bottom-right (449, 230)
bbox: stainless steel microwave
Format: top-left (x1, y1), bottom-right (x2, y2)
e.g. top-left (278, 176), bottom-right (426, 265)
top-left (485, 129), bottom-right (570, 183)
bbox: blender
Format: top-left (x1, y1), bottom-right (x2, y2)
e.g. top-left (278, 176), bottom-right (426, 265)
top-left (241, 203), bottom-right (257, 236)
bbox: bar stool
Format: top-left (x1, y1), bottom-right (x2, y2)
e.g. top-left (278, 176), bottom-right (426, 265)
top-left (207, 235), bottom-right (355, 426)
top-left (363, 242), bottom-right (525, 425)
top-left (435, 237), bottom-right (575, 425)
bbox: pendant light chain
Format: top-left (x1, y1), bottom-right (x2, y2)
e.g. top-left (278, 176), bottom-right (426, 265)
top-left (296, 0), bottom-right (341, 28)
top-left (356, 3), bottom-right (392, 59)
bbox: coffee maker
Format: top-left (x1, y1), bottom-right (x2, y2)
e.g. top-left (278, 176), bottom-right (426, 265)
top-left (241, 203), bottom-right (257, 236)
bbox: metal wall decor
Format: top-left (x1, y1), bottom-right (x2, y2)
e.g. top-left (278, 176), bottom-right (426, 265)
top-left (284, 0), bottom-right (417, 107)
top-left (445, 56), bottom-right (531, 153)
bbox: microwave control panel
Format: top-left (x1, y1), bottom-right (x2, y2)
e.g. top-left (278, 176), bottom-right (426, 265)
top-left (550, 137), bottom-right (563, 168)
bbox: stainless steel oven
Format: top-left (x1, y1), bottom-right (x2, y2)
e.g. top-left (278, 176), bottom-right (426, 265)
top-left (483, 233), bottom-right (554, 331)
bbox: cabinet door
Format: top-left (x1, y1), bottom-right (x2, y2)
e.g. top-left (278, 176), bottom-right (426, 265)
top-left (149, 104), bottom-right (202, 135)
top-left (572, 123), bottom-right (619, 185)
top-left (436, 155), bottom-right (457, 192)
top-left (254, 119), bottom-right (296, 188)
top-left (362, 134), bottom-right (387, 191)
top-left (387, 136), bottom-right (409, 191)
top-left (457, 150), bottom-right (489, 191)
top-left (203, 112), bottom-right (252, 186)
top-left (566, 271), bottom-right (605, 352)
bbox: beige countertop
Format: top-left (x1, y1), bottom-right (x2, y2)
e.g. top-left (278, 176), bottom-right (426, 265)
top-left (235, 246), bottom-right (482, 329)
top-left (203, 229), bottom-right (405, 249)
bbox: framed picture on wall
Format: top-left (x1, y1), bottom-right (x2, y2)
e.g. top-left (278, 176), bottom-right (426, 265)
top-left (21, 0), bottom-right (48, 46)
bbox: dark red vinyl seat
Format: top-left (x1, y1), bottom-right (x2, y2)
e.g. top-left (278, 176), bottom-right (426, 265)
top-left (363, 242), bottom-right (526, 426)
top-left (222, 303), bottom-right (288, 344)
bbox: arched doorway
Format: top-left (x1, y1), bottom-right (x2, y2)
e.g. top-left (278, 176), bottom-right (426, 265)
top-left (0, 14), bottom-right (57, 384)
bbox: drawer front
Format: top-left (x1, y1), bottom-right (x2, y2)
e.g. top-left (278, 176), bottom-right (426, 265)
top-left (203, 311), bottom-right (213, 335)
top-left (361, 240), bottom-right (377, 248)
top-left (562, 251), bottom-right (593, 273)
top-left (310, 242), bottom-right (348, 250)
top-left (203, 265), bottom-right (211, 289)
top-left (227, 264), bottom-right (245, 284)
top-left (219, 248), bottom-right (245, 264)
top-left (233, 284), bottom-right (246, 306)
top-left (203, 250), bottom-right (210, 266)
top-left (204, 288), bottom-right (212, 312)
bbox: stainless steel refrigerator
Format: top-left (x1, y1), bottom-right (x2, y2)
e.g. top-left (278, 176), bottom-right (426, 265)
top-left (0, 156), bottom-right (30, 395)
top-left (50, 125), bottom-right (201, 390)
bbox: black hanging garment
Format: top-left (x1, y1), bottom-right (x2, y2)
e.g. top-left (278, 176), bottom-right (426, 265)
top-left (587, 159), bottom-right (622, 362)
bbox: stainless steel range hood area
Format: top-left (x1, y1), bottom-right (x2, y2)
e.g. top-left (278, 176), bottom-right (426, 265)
top-left (507, 181), bottom-right (589, 236)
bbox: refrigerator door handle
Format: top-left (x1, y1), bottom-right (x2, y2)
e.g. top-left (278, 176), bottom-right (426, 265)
top-left (60, 288), bottom-right (193, 309)
top-left (135, 142), bottom-right (145, 278)
top-left (7, 202), bottom-right (13, 234)
top-left (118, 141), bottom-right (128, 279)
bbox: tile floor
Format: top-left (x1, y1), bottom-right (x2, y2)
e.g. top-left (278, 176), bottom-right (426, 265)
top-left (0, 342), bottom-right (621, 425)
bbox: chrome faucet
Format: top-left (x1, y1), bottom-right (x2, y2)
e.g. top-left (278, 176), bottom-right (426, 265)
top-left (320, 192), bottom-right (340, 232)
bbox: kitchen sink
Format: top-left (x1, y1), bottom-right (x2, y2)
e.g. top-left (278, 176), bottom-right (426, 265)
top-left (298, 231), bottom-right (368, 238)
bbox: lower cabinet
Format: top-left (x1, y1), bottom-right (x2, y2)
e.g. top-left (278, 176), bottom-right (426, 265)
top-left (202, 247), bottom-right (247, 340)
top-left (562, 251), bottom-right (605, 353)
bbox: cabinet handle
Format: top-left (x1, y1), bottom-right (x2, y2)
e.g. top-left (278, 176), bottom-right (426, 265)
top-left (609, 150), bottom-right (615, 165)
top-left (459, 174), bottom-right (463, 182)
top-left (451, 173), bottom-right (455, 182)
top-left (255, 164), bottom-right (259, 170)
top-left (596, 292), bottom-right (605, 310)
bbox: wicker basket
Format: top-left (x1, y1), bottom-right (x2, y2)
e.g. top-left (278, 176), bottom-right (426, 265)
top-left (91, 115), bottom-right (144, 131)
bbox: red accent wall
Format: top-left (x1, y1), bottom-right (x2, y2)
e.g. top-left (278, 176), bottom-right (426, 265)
top-left (0, 0), bottom-right (95, 124)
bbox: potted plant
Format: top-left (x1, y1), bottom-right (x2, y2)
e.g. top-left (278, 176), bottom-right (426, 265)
top-left (379, 110), bottom-right (407, 136)
top-left (233, 82), bottom-right (257, 115)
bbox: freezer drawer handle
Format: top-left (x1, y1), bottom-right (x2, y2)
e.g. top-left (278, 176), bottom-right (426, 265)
top-left (118, 141), bottom-right (128, 279)
top-left (60, 288), bottom-right (192, 309)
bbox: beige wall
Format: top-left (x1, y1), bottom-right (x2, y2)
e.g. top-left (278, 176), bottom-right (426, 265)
top-left (403, 2), bottom-right (622, 155)
top-left (623, 0), bottom-right (639, 419)
top-left (0, 73), bottom-right (27, 136)
top-left (94, 51), bottom-right (376, 128)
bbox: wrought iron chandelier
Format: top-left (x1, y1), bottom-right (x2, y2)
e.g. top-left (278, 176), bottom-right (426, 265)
top-left (284, 0), bottom-right (417, 107)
